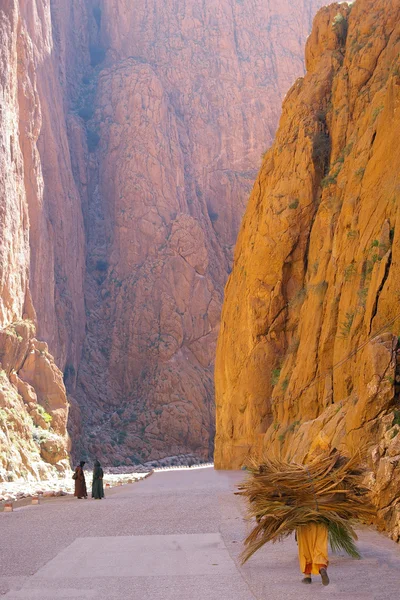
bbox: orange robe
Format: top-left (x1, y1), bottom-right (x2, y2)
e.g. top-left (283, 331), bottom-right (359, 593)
top-left (297, 523), bottom-right (329, 575)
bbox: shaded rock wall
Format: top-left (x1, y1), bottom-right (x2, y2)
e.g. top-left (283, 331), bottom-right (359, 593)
top-left (74, 0), bottom-right (325, 466)
top-left (215, 0), bottom-right (400, 538)
top-left (0, 0), bottom-right (88, 479)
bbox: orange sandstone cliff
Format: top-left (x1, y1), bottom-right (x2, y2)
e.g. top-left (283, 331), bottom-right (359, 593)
top-left (0, 0), bottom-right (325, 475)
top-left (215, 0), bottom-right (400, 538)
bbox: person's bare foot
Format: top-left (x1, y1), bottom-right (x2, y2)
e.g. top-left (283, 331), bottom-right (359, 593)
top-left (301, 577), bottom-right (312, 584)
top-left (319, 568), bottom-right (330, 586)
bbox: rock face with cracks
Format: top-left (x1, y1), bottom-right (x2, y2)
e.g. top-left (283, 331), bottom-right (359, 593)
top-left (0, 0), bottom-right (86, 479)
top-left (0, 321), bottom-right (70, 481)
top-left (73, 0), bottom-right (325, 465)
top-left (215, 0), bottom-right (400, 539)
top-left (0, 0), bottom-right (324, 473)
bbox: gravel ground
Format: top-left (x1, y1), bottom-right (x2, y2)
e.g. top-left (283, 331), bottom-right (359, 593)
top-left (0, 467), bottom-right (400, 599)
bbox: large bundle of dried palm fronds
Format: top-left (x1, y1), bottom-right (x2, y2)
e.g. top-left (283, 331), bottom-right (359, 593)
top-left (237, 450), bottom-right (376, 564)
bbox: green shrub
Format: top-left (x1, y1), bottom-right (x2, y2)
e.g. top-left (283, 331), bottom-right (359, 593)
top-left (392, 410), bottom-right (400, 427)
top-left (271, 368), bottom-right (281, 387)
top-left (332, 13), bottom-right (348, 43)
top-left (321, 173), bottom-right (337, 188)
top-left (332, 13), bottom-right (345, 26)
top-left (37, 405), bottom-right (52, 424)
top-left (338, 312), bottom-right (355, 338)
top-left (344, 262), bottom-right (356, 282)
top-left (357, 287), bottom-right (368, 307)
top-left (281, 376), bottom-right (290, 391)
top-left (287, 420), bottom-right (300, 432)
top-left (312, 132), bottom-right (331, 173)
top-left (343, 142), bottom-right (354, 157)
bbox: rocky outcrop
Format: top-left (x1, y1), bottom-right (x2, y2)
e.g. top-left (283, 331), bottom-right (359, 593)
top-left (215, 0), bottom-right (400, 537)
top-left (0, 321), bottom-right (69, 481)
top-left (73, 0), bottom-right (325, 465)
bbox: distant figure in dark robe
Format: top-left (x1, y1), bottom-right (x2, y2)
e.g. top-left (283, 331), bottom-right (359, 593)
top-left (74, 461), bottom-right (87, 499)
top-left (92, 460), bottom-right (105, 499)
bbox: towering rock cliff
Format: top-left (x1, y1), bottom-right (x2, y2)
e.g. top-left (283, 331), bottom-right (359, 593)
top-left (73, 0), bottom-right (326, 465)
top-left (215, 0), bottom-right (400, 538)
top-left (0, 0), bottom-right (88, 479)
top-left (0, 0), bottom-right (324, 476)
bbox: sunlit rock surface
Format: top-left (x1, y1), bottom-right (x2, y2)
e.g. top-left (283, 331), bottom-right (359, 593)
top-left (215, 0), bottom-right (400, 537)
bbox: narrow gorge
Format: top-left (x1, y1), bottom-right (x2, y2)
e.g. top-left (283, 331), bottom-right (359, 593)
top-left (215, 0), bottom-right (400, 539)
top-left (0, 0), bottom-right (325, 478)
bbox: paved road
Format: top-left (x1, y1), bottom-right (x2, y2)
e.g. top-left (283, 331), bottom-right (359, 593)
top-left (1, 467), bottom-right (400, 599)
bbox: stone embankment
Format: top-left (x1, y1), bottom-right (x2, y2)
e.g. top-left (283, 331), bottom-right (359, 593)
top-left (141, 454), bottom-right (213, 470)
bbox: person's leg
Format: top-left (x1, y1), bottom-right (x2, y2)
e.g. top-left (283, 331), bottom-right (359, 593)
top-left (297, 527), bottom-right (313, 584)
top-left (299, 523), bottom-right (330, 585)
top-left (318, 566), bottom-right (329, 586)
top-left (302, 564), bottom-right (312, 584)
top-left (312, 524), bottom-right (329, 585)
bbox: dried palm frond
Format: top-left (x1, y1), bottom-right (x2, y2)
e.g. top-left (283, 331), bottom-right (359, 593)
top-left (327, 521), bottom-right (360, 559)
top-left (237, 450), bottom-right (375, 564)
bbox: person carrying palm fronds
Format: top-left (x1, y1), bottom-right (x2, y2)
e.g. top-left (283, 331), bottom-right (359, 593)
top-left (237, 449), bottom-right (376, 586)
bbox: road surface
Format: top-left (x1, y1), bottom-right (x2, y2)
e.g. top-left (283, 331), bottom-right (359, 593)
top-left (1, 467), bottom-right (400, 599)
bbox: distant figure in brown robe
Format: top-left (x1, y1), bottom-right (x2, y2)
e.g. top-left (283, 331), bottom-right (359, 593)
top-left (73, 461), bottom-right (87, 498)
top-left (92, 460), bottom-right (105, 499)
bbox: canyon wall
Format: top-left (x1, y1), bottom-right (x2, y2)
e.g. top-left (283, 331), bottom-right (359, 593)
top-left (0, 0), bottom-right (88, 479)
top-left (215, 0), bottom-right (400, 538)
top-left (0, 0), bottom-right (325, 476)
top-left (74, 0), bottom-right (325, 466)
